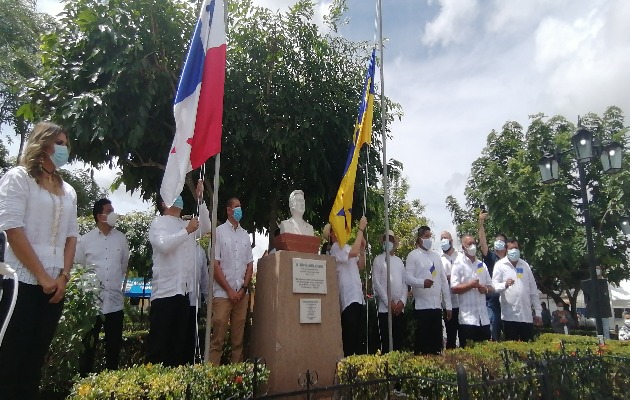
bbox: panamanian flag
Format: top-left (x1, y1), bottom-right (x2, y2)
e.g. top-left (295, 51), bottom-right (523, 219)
top-left (160, 0), bottom-right (226, 207)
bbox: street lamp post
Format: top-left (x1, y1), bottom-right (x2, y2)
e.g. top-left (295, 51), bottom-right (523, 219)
top-left (576, 162), bottom-right (604, 337)
top-left (538, 121), bottom-right (623, 338)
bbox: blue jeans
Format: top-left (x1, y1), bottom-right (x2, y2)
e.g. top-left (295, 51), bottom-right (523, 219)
top-left (486, 297), bottom-right (501, 341)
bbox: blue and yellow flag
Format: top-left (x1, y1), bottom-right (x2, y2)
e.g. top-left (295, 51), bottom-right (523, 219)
top-left (329, 49), bottom-right (376, 247)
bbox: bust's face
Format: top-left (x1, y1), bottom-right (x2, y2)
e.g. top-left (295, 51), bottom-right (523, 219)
top-left (290, 193), bottom-right (305, 214)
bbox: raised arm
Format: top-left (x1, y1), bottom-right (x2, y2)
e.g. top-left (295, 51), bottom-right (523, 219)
top-left (478, 211), bottom-right (489, 257)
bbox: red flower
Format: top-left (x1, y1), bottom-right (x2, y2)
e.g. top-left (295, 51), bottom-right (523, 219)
top-left (234, 376), bottom-right (243, 384)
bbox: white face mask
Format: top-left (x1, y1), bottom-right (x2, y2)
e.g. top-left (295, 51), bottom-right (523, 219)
top-left (422, 238), bottom-right (432, 250)
top-left (383, 241), bottom-right (394, 253)
top-left (105, 212), bottom-right (119, 227)
top-left (465, 244), bottom-right (477, 257)
top-left (625, 319), bottom-right (630, 327)
top-left (441, 238), bottom-right (451, 251)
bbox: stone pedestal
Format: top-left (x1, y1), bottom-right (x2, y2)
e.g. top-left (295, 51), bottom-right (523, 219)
top-left (250, 251), bottom-right (342, 394)
top-left (273, 232), bottom-right (321, 254)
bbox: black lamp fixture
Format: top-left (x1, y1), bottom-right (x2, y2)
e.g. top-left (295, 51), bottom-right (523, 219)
top-left (600, 142), bottom-right (624, 174)
top-left (571, 125), bottom-right (595, 163)
top-left (538, 118), bottom-right (625, 339)
top-left (538, 153), bottom-right (559, 184)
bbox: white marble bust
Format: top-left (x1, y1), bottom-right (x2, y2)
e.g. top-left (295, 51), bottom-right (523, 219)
top-left (279, 190), bottom-right (315, 236)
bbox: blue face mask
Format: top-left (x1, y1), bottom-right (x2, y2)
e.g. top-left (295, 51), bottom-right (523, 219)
top-left (173, 195), bottom-right (184, 209)
top-left (383, 241), bottom-right (394, 253)
top-left (51, 144), bottom-right (69, 168)
top-left (233, 206), bottom-right (243, 222)
top-left (507, 248), bottom-right (520, 262)
top-left (494, 240), bottom-right (506, 251)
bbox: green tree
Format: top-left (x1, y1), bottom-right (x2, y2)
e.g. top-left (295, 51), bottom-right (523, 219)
top-left (0, 137), bottom-right (12, 174)
top-left (22, 0), bottom-right (400, 234)
top-left (0, 0), bottom-right (53, 155)
top-left (366, 174), bottom-right (429, 263)
top-left (446, 107), bottom-right (630, 314)
top-left (59, 168), bottom-right (108, 217)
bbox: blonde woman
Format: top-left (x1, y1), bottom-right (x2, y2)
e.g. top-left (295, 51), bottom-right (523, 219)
top-left (0, 122), bottom-right (79, 400)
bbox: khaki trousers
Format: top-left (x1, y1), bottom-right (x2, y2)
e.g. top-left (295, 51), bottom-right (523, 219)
top-left (209, 295), bottom-right (249, 365)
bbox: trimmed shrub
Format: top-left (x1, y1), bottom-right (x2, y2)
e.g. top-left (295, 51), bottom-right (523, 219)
top-left (336, 334), bottom-right (630, 399)
top-left (69, 361), bottom-right (269, 399)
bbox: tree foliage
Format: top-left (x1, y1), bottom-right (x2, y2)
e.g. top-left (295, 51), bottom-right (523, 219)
top-left (366, 174), bottom-right (429, 263)
top-left (0, 0), bottom-right (53, 154)
top-left (446, 106), bottom-right (630, 310)
top-left (59, 168), bottom-right (108, 217)
top-left (23, 0), bottom-right (401, 234)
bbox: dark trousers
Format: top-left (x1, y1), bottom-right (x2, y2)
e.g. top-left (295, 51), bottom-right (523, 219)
top-left (444, 307), bottom-right (460, 349)
top-left (341, 302), bottom-right (365, 357)
top-left (146, 294), bottom-right (189, 367)
top-left (79, 310), bottom-right (124, 375)
top-left (413, 308), bottom-right (443, 355)
top-left (0, 280), bottom-right (64, 400)
top-left (185, 305), bottom-right (200, 364)
top-left (503, 321), bottom-right (534, 342)
top-left (459, 324), bottom-right (491, 348)
top-left (377, 311), bottom-right (406, 353)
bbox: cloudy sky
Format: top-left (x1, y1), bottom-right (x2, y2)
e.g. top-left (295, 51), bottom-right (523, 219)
top-left (25, 0), bottom-right (630, 252)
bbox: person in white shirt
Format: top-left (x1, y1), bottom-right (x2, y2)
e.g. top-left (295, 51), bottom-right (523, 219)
top-left (372, 230), bottom-right (406, 353)
top-left (492, 239), bottom-right (542, 341)
top-left (451, 234), bottom-right (494, 348)
top-left (405, 226), bottom-right (452, 355)
top-left (618, 311), bottom-right (630, 341)
top-left (76, 198), bottom-right (129, 374)
top-left (147, 181), bottom-right (210, 367)
top-left (323, 216), bottom-right (367, 357)
top-left (440, 230), bottom-right (459, 349)
top-left (209, 197), bottom-right (254, 365)
top-left (185, 243), bottom-right (208, 364)
top-left (0, 122), bottom-right (78, 400)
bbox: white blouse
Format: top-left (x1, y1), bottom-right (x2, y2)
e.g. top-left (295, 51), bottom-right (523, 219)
top-left (0, 166), bottom-right (79, 285)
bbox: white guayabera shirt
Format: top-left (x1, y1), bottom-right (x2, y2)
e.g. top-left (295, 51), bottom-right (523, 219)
top-left (451, 254), bottom-right (491, 326)
top-left (0, 167), bottom-right (79, 285)
top-left (75, 228), bottom-right (130, 314)
top-left (492, 257), bottom-right (542, 323)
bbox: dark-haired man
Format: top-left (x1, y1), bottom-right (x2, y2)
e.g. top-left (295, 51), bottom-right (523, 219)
top-left (147, 181), bottom-right (210, 366)
top-left (478, 211), bottom-right (506, 341)
top-left (492, 239), bottom-right (542, 341)
top-left (209, 197), bottom-right (253, 365)
top-left (76, 198), bottom-right (129, 374)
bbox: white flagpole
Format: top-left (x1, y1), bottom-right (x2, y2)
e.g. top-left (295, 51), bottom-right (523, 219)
top-left (377, 0), bottom-right (393, 353)
top-left (204, 153), bottom-right (221, 362)
top-left (204, 0), bottom-right (228, 364)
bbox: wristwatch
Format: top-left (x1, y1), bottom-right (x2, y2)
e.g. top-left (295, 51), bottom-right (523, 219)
top-left (59, 270), bottom-right (70, 282)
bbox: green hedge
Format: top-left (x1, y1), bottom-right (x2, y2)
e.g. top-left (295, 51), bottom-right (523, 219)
top-left (336, 334), bottom-right (630, 399)
top-left (69, 361), bottom-right (269, 399)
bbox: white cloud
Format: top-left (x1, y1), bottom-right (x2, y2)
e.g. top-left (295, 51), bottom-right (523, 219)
top-left (486, 0), bottom-right (565, 34)
top-left (534, 1), bottom-right (630, 117)
top-left (422, 0), bottom-right (480, 47)
top-left (36, 0), bottom-right (64, 16)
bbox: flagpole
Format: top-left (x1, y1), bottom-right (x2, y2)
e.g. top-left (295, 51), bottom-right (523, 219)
top-left (204, 0), bottom-right (228, 363)
top-left (376, 0), bottom-right (393, 354)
